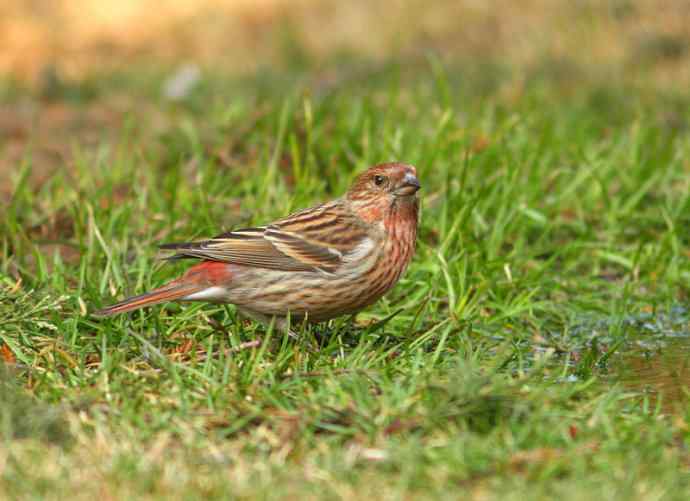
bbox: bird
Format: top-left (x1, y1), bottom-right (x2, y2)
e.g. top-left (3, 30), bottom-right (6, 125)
top-left (94, 162), bottom-right (421, 333)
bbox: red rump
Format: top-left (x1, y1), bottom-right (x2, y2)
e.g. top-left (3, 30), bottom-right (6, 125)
top-left (93, 261), bottom-right (233, 316)
top-left (183, 261), bottom-right (234, 285)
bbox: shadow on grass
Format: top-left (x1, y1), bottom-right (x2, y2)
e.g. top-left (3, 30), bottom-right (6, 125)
top-left (0, 366), bottom-right (72, 447)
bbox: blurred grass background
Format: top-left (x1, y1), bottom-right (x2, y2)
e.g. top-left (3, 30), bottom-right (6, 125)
top-left (2, 0), bottom-right (690, 82)
top-left (3, 0), bottom-right (690, 201)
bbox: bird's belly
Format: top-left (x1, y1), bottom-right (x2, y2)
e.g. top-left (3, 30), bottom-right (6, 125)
top-left (226, 266), bottom-right (395, 322)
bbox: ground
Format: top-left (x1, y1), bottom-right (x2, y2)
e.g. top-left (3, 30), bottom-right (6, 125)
top-left (2, 1), bottom-right (690, 499)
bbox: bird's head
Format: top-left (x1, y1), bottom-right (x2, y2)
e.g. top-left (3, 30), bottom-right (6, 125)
top-left (346, 162), bottom-right (420, 225)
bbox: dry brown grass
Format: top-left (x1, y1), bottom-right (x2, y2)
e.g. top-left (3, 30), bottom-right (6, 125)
top-left (2, 0), bottom-right (689, 84)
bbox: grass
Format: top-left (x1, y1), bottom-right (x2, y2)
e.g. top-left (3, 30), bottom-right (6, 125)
top-left (2, 55), bottom-right (690, 499)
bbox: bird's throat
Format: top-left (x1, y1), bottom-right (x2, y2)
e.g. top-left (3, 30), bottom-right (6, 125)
top-left (384, 197), bottom-right (419, 233)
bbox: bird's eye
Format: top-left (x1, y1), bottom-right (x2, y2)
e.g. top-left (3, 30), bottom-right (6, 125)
top-left (373, 175), bottom-right (387, 186)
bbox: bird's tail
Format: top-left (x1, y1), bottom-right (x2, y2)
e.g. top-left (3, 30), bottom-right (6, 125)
top-left (93, 281), bottom-right (203, 317)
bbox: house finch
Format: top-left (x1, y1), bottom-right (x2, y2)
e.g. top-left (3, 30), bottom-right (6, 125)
top-left (95, 162), bottom-right (421, 331)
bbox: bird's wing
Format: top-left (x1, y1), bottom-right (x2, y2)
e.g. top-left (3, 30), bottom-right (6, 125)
top-left (160, 201), bottom-right (370, 273)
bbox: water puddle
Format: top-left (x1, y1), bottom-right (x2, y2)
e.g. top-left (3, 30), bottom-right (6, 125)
top-left (612, 337), bottom-right (690, 412)
top-left (587, 306), bottom-right (690, 412)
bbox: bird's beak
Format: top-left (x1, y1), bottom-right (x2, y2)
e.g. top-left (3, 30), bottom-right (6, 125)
top-left (395, 173), bottom-right (421, 196)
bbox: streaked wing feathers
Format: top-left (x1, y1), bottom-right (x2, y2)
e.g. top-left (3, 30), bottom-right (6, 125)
top-left (264, 226), bottom-right (342, 271)
top-left (160, 202), bottom-right (370, 272)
